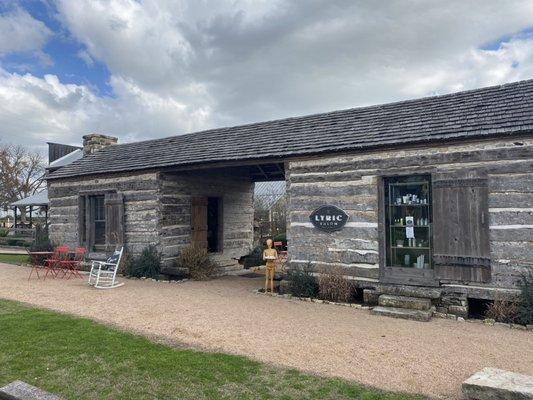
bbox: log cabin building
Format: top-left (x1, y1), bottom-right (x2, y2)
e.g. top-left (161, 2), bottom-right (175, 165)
top-left (47, 79), bottom-right (533, 318)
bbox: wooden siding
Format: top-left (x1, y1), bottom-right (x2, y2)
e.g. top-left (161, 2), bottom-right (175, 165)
top-left (287, 137), bottom-right (533, 290)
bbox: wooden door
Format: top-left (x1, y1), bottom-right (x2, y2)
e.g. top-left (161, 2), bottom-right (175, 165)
top-left (191, 197), bottom-right (208, 249)
top-left (432, 170), bottom-right (491, 282)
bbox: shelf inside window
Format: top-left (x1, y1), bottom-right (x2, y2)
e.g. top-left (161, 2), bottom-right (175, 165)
top-left (390, 225), bottom-right (430, 228)
top-left (385, 175), bottom-right (433, 270)
top-left (391, 246), bottom-right (430, 250)
top-left (388, 204), bottom-right (430, 207)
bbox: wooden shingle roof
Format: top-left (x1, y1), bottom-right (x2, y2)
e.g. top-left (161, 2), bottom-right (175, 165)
top-left (47, 79), bottom-right (533, 180)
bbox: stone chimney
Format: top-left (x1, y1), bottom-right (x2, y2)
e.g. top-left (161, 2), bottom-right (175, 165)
top-left (82, 134), bottom-right (118, 156)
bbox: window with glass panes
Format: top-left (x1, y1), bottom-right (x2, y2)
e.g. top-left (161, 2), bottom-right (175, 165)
top-left (384, 175), bottom-right (432, 269)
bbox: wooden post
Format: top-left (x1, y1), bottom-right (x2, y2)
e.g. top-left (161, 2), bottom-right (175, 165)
top-left (29, 206), bottom-right (33, 228)
top-left (13, 207), bottom-right (17, 229)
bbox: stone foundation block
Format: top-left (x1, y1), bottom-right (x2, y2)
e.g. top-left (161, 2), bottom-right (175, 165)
top-left (363, 289), bottom-right (379, 306)
top-left (0, 380), bottom-right (62, 400)
top-left (448, 305), bottom-right (468, 318)
top-left (462, 367), bottom-right (533, 399)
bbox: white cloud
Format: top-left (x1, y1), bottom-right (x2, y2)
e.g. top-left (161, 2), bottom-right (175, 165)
top-left (0, 67), bottom-right (212, 151)
top-left (0, 7), bottom-right (52, 55)
top-left (1, 0), bottom-right (533, 150)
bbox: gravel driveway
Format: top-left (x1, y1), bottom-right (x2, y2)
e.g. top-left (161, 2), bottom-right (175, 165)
top-left (1, 263), bottom-right (531, 399)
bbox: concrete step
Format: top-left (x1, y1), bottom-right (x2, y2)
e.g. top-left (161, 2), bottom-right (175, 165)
top-left (371, 306), bottom-right (432, 322)
top-left (215, 257), bottom-right (244, 275)
top-left (463, 368), bottom-right (533, 400)
top-left (218, 264), bottom-right (243, 274)
top-left (378, 294), bottom-right (432, 311)
top-left (376, 284), bottom-right (441, 299)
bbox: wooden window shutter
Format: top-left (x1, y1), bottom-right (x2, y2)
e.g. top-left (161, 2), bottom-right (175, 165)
top-left (432, 171), bottom-right (491, 282)
top-left (104, 193), bottom-right (124, 251)
top-left (78, 196), bottom-right (86, 246)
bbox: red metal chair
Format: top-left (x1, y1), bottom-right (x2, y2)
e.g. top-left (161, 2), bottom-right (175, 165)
top-left (44, 246), bottom-right (69, 280)
top-left (27, 250), bottom-right (45, 281)
top-left (61, 247), bottom-right (86, 279)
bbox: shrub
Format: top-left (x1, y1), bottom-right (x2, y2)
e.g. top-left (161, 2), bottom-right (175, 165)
top-left (6, 238), bottom-right (29, 247)
top-left (122, 253), bottom-right (135, 276)
top-left (318, 266), bottom-right (352, 303)
top-left (287, 264), bottom-right (318, 298)
top-left (516, 271), bottom-right (533, 325)
top-left (242, 245), bottom-right (263, 269)
top-left (28, 225), bottom-right (54, 265)
top-left (124, 245), bottom-right (161, 279)
top-left (0, 228), bottom-right (8, 237)
top-left (30, 225), bottom-right (53, 252)
top-left (176, 245), bottom-right (217, 280)
top-left (485, 296), bottom-right (520, 323)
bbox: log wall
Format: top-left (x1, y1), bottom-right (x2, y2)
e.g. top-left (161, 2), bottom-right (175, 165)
top-left (48, 172), bottom-right (160, 255)
top-left (158, 169), bottom-right (254, 265)
top-left (48, 169), bottom-right (254, 265)
top-left (287, 137), bottom-right (533, 290)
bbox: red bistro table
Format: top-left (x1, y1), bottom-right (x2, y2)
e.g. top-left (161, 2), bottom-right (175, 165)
top-left (27, 251), bottom-right (53, 280)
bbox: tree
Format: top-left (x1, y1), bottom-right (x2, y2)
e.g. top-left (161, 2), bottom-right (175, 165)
top-left (0, 143), bottom-right (45, 222)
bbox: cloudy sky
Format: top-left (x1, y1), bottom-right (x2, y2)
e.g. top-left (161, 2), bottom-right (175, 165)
top-left (1, 0), bottom-right (533, 153)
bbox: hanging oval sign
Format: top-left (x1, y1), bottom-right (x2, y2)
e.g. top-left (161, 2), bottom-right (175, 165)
top-left (309, 205), bottom-right (349, 232)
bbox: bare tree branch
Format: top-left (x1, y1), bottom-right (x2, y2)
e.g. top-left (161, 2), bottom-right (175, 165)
top-left (0, 142), bottom-right (46, 209)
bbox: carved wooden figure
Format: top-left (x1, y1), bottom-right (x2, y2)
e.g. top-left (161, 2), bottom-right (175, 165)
top-left (263, 238), bottom-right (278, 293)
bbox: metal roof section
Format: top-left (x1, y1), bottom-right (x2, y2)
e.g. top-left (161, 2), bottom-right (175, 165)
top-left (11, 189), bottom-right (49, 207)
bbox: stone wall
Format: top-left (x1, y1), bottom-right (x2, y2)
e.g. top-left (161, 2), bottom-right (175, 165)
top-left (48, 168), bottom-right (254, 266)
top-left (48, 171), bottom-right (160, 256)
top-left (286, 136), bottom-right (533, 293)
top-left (82, 133), bottom-right (118, 155)
top-left (158, 169), bottom-right (254, 266)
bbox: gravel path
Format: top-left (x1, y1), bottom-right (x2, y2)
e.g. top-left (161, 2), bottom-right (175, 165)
top-left (1, 263), bottom-right (531, 399)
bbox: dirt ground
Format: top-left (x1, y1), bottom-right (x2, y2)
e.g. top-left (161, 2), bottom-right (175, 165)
top-left (0, 263), bottom-right (531, 399)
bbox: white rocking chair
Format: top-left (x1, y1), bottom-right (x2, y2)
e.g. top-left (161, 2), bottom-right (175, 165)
top-left (88, 247), bottom-right (124, 289)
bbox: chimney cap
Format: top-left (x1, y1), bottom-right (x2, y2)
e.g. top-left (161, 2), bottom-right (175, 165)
top-left (82, 133), bottom-right (118, 156)
top-left (82, 133), bottom-right (118, 141)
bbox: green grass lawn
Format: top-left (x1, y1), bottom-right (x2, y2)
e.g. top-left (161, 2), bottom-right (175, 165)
top-left (0, 254), bottom-right (28, 265)
top-left (0, 300), bottom-right (424, 400)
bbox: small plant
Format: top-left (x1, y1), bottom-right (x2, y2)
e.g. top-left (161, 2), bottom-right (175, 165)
top-left (287, 264), bottom-right (318, 298)
top-left (0, 228), bottom-right (8, 237)
top-left (318, 266), bottom-right (352, 303)
top-left (485, 295), bottom-right (520, 323)
top-left (516, 271), bottom-right (533, 325)
top-left (176, 245), bottom-right (217, 280)
top-left (124, 245), bottom-right (161, 279)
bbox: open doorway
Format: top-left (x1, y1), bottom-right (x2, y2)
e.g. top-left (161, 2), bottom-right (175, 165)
top-left (253, 181), bottom-right (286, 245)
top-left (207, 197), bottom-right (222, 253)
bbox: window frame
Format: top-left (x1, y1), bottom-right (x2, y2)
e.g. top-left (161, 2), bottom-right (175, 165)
top-left (78, 190), bottom-right (115, 251)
